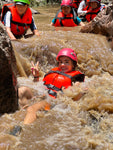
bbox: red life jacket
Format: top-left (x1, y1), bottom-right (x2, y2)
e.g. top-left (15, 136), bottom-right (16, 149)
top-left (43, 67), bottom-right (85, 98)
top-left (1, 3), bottom-right (32, 36)
top-left (85, 6), bottom-right (100, 22)
top-left (54, 9), bottom-right (78, 27)
top-left (83, 5), bottom-right (90, 11)
top-left (72, 0), bottom-right (82, 9)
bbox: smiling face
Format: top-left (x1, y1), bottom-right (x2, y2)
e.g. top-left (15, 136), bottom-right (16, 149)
top-left (58, 56), bottom-right (74, 73)
top-left (16, 4), bottom-right (28, 16)
top-left (62, 6), bottom-right (71, 15)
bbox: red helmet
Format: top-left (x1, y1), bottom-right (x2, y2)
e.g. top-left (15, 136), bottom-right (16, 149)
top-left (56, 48), bottom-right (77, 62)
top-left (61, 0), bottom-right (72, 7)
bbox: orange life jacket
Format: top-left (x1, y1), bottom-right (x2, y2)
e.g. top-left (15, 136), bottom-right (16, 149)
top-left (43, 67), bottom-right (85, 98)
top-left (72, 0), bottom-right (82, 9)
top-left (1, 3), bottom-right (32, 36)
top-left (85, 6), bottom-right (100, 22)
top-left (54, 9), bottom-right (78, 27)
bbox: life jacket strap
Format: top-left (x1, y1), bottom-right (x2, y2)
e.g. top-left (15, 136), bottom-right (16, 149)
top-left (71, 8), bottom-right (78, 25)
top-left (11, 20), bottom-right (31, 26)
top-left (16, 25), bottom-right (20, 32)
top-left (86, 10), bottom-right (100, 15)
top-left (59, 18), bottom-right (64, 26)
top-left (56, 17), bottom-right (73, 19)
top-left (44, 70), bottom-right (72, 79)
top-left (45, 84), bottom-right (62, 92)
top-left (48, 89), bottom-right (57, 98)
top-left (73, 2), bottom-right (80, 4)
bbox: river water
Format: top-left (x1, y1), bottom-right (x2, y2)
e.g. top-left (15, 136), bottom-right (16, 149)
top-left (1, 5), bottom-right (113, 150)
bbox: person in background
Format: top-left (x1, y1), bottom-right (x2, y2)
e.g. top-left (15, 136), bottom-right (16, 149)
top-left (78, 0), bottom-right (105, 22)
top-left (50, 0), bottom-right (85, 27)
top-left (1, 0), bottom-right (40, 40)
top-left (72, 0), bottom-right (82, 13)
top-left (19, 48), bottom-right (85, 124)
top-left (77, 0), bottom-right (89, 21)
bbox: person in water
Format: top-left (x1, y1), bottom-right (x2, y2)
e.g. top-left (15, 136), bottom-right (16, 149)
top-left (19, 48), bottom-right (85, 124)
top-left (77, 0), bottom-right (89, 21)
top-left (50, 0), bottom-right (85, 27)
top-left (80, 0), bottom-right (105, 22)
top-left (1, 0), bottom-right (40, 40)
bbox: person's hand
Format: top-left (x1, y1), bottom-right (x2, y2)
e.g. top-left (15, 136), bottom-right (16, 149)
top-left (35, 32), bottom-right (40, 36)
top-left (33, 30), bottom-right (40, 36)
top-left (31, 61), bottom-right (39, 81)
top-left (74, 82), bottom-right (81, 87)
top-left (50, 22), bottom-right (54, 26)
top-left (38, 101), bottom-right (51, 111)
top-left (11, 38), bottom-right (17, 41)
top-left (82, 11), bottom-right (87, 16)
top-left (74, 82), bottom-right (88, 91)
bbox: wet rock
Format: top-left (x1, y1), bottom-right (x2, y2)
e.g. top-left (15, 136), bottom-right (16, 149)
top-left (9, 125), bottom-right (22, 136)
top-left (80, 2), bottom-right (113, 42)
top-left (30, 7), bottom-right (40, 14)
top-left (0, 22), bottom-right (18, 113)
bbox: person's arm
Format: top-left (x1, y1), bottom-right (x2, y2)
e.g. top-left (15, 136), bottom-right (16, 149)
top-left (79, 21), bottom-right (85, 26)
top-left (77, 0), bottom-right (87, 17)
top-left (31, 61), bottom-right (40, 82)
top-left (76, 16), bottom-right (85, 26)
top-left (24, 100), bottom-right (50, 124)
top-left (4, 11), bottom-right (16, 40)
top-left (50, 18), bottom-right (56, 26)
top-left (6, 27), bottom-right (16, 40)
top-left (30, 17), bottom-right (40, 36)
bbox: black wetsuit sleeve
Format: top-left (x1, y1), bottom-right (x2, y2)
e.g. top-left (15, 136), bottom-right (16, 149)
top-left (30, 17), bottom-right (37, 31)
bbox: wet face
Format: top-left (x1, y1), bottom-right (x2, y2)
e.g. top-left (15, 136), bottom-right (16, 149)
top-left (62, 6), bottom-right (71, 15)
top-left (16, 4), bottom-right (28, 16)
top-left (90, 2), bottom-right (98, 9)
top-left (58, 56), bottom-right (74, 73)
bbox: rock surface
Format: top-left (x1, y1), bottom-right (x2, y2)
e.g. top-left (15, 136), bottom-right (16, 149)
top-left (80, 2), bottom-right (113, 42)
top-left (0, 22), bottom-right (18, 113)
top-left (30, 7), bottom-right (40, 14)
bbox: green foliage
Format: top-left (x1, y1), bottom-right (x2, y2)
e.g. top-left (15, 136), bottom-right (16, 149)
top-left (29, 0), bottom-right (61, 7)
top-left (29, 0), bottom-right (39, 7)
